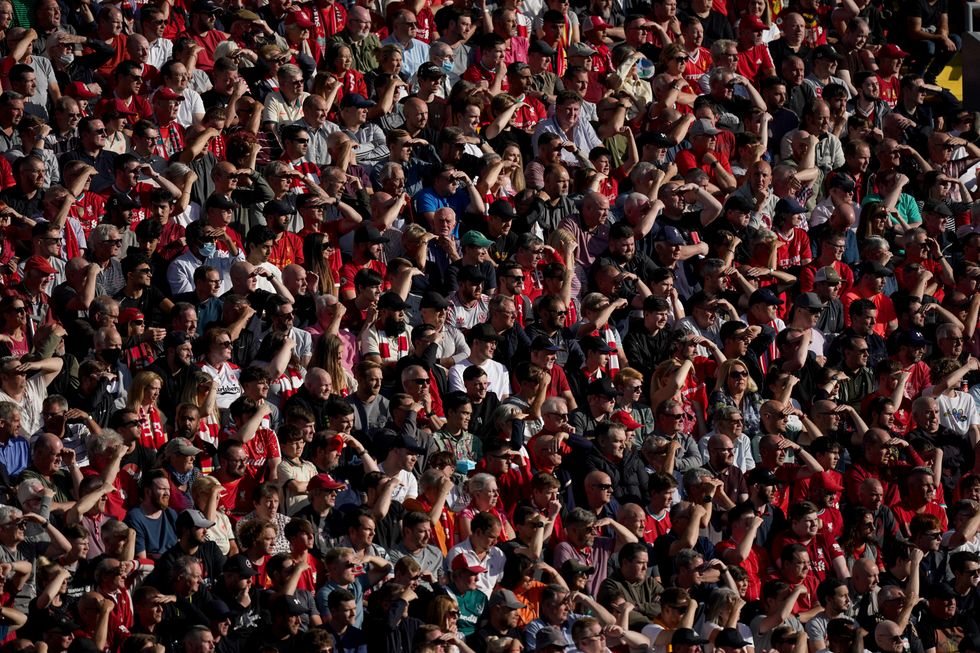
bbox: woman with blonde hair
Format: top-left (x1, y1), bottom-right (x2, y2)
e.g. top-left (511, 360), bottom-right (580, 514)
top-left (614, 367), bottom-right (655, 443)
top-left (191, 475), bottom-right (238, 556)
top-left (427, 595), bottom-right (468, 651)
top-left (127, 371), bottom-right (167, 449)
top-left (709, 359), bottom-right (763, 439)
top-left (310, 333), bottom-right (356, 397)
top-left (302, 232), bottom-right (339, 296)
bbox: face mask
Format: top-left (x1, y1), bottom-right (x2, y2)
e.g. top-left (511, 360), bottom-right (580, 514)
top-left (199, 242), bottom-right (217, 258)
top-left (56, 53), bottom-right (74, 66)
top-left (100, 349), bottom-right (121, 366)
top-left (441, 60), bottom-right (454, 73)
top-left (384, 316), bottom-right (406, 335)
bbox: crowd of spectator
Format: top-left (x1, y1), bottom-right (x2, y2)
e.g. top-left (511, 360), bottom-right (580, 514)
top-left (0, 0), bottom-right (977, 653)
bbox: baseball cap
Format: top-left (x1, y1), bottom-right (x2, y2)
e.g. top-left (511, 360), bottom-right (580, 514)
top-left (715, 629), bottom-right (752, 649)
top-left (899, 329), bottom-right (928, 347)
top-left (163, 332), bottom-right (190, 349)
top-left (272, 594), bottom-right (308, 615)
top-left (587, 377), bottom-right (619, 398)
top-left (165, 437), bottom-right (203, 457)
top-left (611, 410), bottom-right (643, 430)
top-left (284, 11), bottom-right (315, 28)
top-left (747, 468), bottom-right (779, 486)
top-left (724, 195), bottom-right (756, 213)
top-left (536, 627), bottom-right (572, 649)
top-left (461, 230), bottom-right (494, 248)
top-left (106, 194), bottom-right (140, 212)
top-left (263, 199), bottom-right (294, 216)
top-left (488, 589), bottom-right (527, 610)
top-left (814, 471), bottom-right (844, 493)
top-left (118, 307), bottom-right (145, 325)
top-left (420, 291), bottom-right (451, 310)
top-left (340, 92), bottom-right (376, 109)
top-left (580, 334), bottom-right (613, 354)
top-left (529, 40), bottom-right (557, 56)
top-left (581, 15), bottom-right (611, 32)
top-left (24, 255), bottom-right (57, 275)
top-left (418, 61), bottom-right (447, 79)
top-left (450, 553), bottom-right (487, 574)
top-left (203, 599), bottom-right (236, 621)
top-left (922, 199), bottom-right (953, 217)
top-left (794, 292), bottom-right (825, 310)
top-left (740, 15), bottom-right (766, 31)
top-left (223, 554), bottom-right (259, 577)
top-left (530, 335), bottom-right (561, 352)
top-left (814, 266), bottom-right (842, 284)
top-left (176, 508), bottom-right (215, 530)
top-left (154, 87), bottom-right (185, 102)
top-left (205, 194), bottom-right (238, 210)
top-left (354, 223), bottom-right (389, 244)
top-left (857, 261), bottom-right (892, 277)
top-left (567, 42), bottom-right (597, 57)
top-left (827, 173), bottom-right (856, 192)
top-left (673, 629), bottom-right (710, 646)
top-left (458, 264), bottom-right (487, 285)
top-left (560, 559), bottom-right (596, 576)
top-left (191, 0), bottom-right (221, 13)
top-left (879, 43), bottom-right (909, 59)
top-left (98, 98), bottom-right (139, 118)
top-left (660, 225), bottom-right (686, 246)
top-left (391, 433), bottom-right (427, 454)
top-left (924, 583), bottom-right (957, 600)
top-left (307, 473), bottom-right (347, 492)
top-left (813, 44), bottom-right (843, 61)
top-left (774, 197), bottom-right (806, 215)
top-left (488, 200), bottom-right (516, 220)
top-left (749, 288), bottom-right (784, 306)
top-left (689, 118), bottom-right (721, 137)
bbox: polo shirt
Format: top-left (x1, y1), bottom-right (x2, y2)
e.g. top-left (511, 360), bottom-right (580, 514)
top-left (0, 436), bottom-right (30, 476)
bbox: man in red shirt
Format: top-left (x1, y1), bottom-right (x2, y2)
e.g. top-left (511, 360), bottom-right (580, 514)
top-left (840, 262), bottom-right (897, 336)
top-left (843, 427), bottom-right (926, 506)
top-left (150, 88), bottom-right (186, 160)
top-left (265, 200), bottom-right (305, 270)
top-left (876, 44), bottom-right (907, 108)
top-left (675, 119), bottom-right (737, 193)
top-left (891, 466), bottom-right (948, 536)
top-left (770, 501), bottom-right (848, 583)
top-left (179, 0), bottom-right (230, 72)
top-left (462, 33), bottom-right (508, 94)
top-left (339, 224), bottom-right (388, 300)
top-left (735, 16), bottom-right (775, 84)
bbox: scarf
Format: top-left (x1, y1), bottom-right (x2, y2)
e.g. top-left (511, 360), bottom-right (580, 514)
top-left (168, 464), bottom-right (194, 488)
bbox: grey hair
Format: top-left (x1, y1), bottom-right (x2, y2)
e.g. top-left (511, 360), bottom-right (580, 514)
top-left (0, 401), bottom-right (20, 422)
top-left (541, 397), bottom-right (568, 415)
top-left (565, 507), bottom-right (597, 529)
top-left (86, 429), bottom-right (124, 459)
top-left (278, 63), bottom-right (302, 79)
top-left (675, 548), bottom-right (703, 570)
top-left (486, 403), bottom-right (524, 435)
top-left (701, 258), bottom-right (726, 277)
top-left (162, 162), bottom-right (193, 184)
top-left (89, 223), bottom-right (120, 247)
top-left (378, 162), bottom-right (404, 183)
top-left (465, 472), bottom-right (497, 495)
top-left (0, 505), bottom-right (23, 525)
top-left (682, 467), bottom-right (713, 490)
top-left (863, 235), bottom-right (890, 252)
top-left (314, 294), bottom-right (340, 312)
top-left (710, 39), bottom-right (737, 60)
top-left (630, 163), bottom-right (656, 185)
top-left (936, 322), bottom-right (962, 339)
top-left (172, 554), bottom-right (202, 581)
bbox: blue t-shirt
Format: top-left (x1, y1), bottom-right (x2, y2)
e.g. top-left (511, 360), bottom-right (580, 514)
top-left (414, 186), bottom-right (471, 220)
top-left (124, 507), bottom-right (179, 557)
top-left (0, 436), bottom-right (31, 477)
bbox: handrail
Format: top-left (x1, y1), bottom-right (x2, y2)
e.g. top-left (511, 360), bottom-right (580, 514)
top-left (968, 1), bottom-right (980, 31)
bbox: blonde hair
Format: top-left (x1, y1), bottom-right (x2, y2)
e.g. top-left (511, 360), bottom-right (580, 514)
top-left (713, 359), bottom-right (759, 394)
top-left (127, 370), bottom-right (163, 410)
top-left (311, 334), bottom-right (349, 395)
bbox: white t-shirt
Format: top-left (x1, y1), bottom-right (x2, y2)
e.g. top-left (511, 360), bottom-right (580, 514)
top-left (445, 542), bottom-right (506, 598)
top-left (198, 361), bottom-right (242, 409)
top-left (379, 464), bottom-right (419, 504)
top-left (0, 375), bottom-right (47, 436)
top-left (448, 358), bottom-right (511, 398)
top-left (923, 386), bottom-right (980, 437)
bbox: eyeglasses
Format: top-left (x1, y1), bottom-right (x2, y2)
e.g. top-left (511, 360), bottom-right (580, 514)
top-left (289, 138), bottom-right (310, 144)
top-left (216, 340), bottom-right (233, 348)
top-left (93, 128), bottom-right (107, 135)
top-left (447, 610), bottom-right (460, 617)
top-left (130, 320), bottom-right (144, 326)
top-left (9, 307), bottom-right (26, 314)
top-left (729, 371), bottom-right (748, 378)
top-left (106, 239), bottom-right (123, 246)
top-left (546, 412), bottom-right (569, 421)
top-left (134, 267), bottom-right (152, 275)
top-left (593, 483), bottom-right (614, 490)
top-left (410, 378), bottom-right (430, 385)
top-left (663, 413), bottom-right (684, 419)
top-left (923, 530), bottom-right (942, 539)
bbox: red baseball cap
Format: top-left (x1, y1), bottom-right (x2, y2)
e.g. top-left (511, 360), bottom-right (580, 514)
top-left (66, 81), bottom-right (99, 100)
top-left (154, 87), bottom-right (185, 102)
top-left (814, 471), bottom-right (844, 493)
top-left (879, 43), bottom-right (909, 59)
top-left (741, 15), bottom-right (767, 31)
top-left (451, 554), bottom-right (487, 574)
top-left (308, 473), bottom-right (347, 492)
top-left (24, 255), bottom-right (56, 275)
top-left (118, 307), bottom-right (145, 326)
top-left (285, 11), bottom-right (314, 28)
top-left (582, 16), bottom-right (611, 32)
top-left (611, 410), bottom-right (643, 430)
top-left (98, 98), bottom-right (139, 119)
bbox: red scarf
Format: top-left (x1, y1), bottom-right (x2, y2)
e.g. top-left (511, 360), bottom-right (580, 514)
top-left (138, 405), bottom-right (166, 449)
